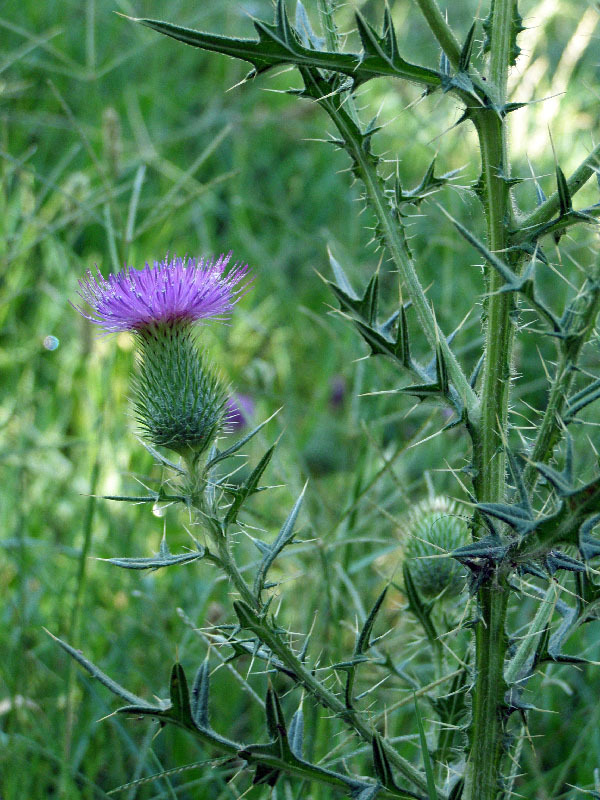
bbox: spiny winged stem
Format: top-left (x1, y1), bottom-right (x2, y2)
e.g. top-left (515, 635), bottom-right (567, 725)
top-left (188, 459), bottom-right (432, 796)
top-left (186, 462), bottom-right (261, 613)
top-left (522, 273), bottom-right (600, 491)
top-left (465, 2), bottom-right (520, 799)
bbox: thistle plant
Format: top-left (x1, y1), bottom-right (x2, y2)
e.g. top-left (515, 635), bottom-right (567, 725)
top-left (54, 2), bottom-right (600, 799)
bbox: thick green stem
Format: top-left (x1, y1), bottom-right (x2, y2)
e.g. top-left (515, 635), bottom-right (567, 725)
top-left (472, 109), bottom-right (512, 508)
top-left (466, 3), bottom-right (518, 798)
top-left (466, 584), bottom-right (509, 799)
top-left (413, 0), bottom-right (461, 67)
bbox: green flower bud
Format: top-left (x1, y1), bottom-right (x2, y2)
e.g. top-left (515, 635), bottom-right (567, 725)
top-left (404, 496), bottom-right (469, 600)
top-left (132, 323), bottom-right (228, 457)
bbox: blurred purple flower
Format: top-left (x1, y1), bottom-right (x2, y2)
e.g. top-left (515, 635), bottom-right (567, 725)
top-left (226, 393), bottom-right (255, 429)
top-left (330, 375), bottom-right (347, 410)
top-left (73, 253), bottom-right (249, 333)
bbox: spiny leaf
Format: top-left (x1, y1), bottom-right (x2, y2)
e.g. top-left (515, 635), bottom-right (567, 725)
top-left (130, 11), bottom-right (442, 90)
top-left (504, 586), bottom-right (557, 685)
top-left (435, 343), bottom-right (449, 396)
top-left (356, 586), bottom-right (388, 655)
top-left (295, 1), bottom-right (325, 50)
top-left (288, 704), bottom-right (304, 758)
top-left (482, 0), bottom-right (524, 64)
top-left (556, 165), bottom-right (572, 216)
top-left (224, 445), bottom-right (275, 524)
top-left (545, 550), bottom-right (585, 575)
top-left (451, 536), bottom-right (510, 563)
top-left (101, 549), bottom-right (205, 571)
top-left (206, 410), bottom-right (280, 470)
top-left (506, 447), bottom-right (532, 514)
top-left (254, 483), bottom-right (306, 597)
top-left (414, 696), bottom-right (438, 800)
top-left (191, 658), bottom-right (211, 730)
top-left (360, 273), bottom-right (380, 325)
top-left (47, 631), bottom-right (155, 707)
top-left (233, 599), bottom-right (261, 630)
top-left (476, 502), bottom-right (537, 536)
top-left (169, 663), bottom-right (194, 725)
top-left (382, 3), bottom-right (398, 62)
top-left (265, 682), bottom-right (284, 740)
top-left (579, 514), bottom-right (600, 561)
top-left (459, 22), bottom-right (476, 72)
top-left (372, 733), bottom-right (398, 790)
top-left (527, 157), bottom-right (547, 206)
top-left (564, 377), bottom-right (600, 423)
top-left (328, 248), bottom-right (360, 301)
top-left (395, 306), bottom-right (411, 364)
top-left (401, 563), bottom-right (438, 646)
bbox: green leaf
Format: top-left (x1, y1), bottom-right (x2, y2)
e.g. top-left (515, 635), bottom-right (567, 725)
top-left (47, 631), bottom-right (155, 707)
top-left (130, 10), bottom-right (441, 90)
top-left (254, 483), bottom-right (306, 597)
top-left (435, 342), bottom-right (449, 396)
top-left (556, 165), bottom-right (572, 216)
top-left (504, 586), bottom-right (557, 685)
top-left (328, 247), bottom-right (360, 301)
top-left (382, 3), bottom-right (398, 62)
top-left (191, 658), bottom-right (211, 730)
top-left (206, 409), bottom-right (280, 470)
top-left (288, 705), bottom-right (304, 758)
top-left (224, 445), bottom-right (275, 524)
top-left (233, 599), bottom-right (261, 631)
top-left (451, 536), bottom-right (510, 563)
top-left (101, 548), bottom-right (205, 571)
top-left (359, 273), bottom-right (380, 325)
top-left (265, 682), bottom-right (283, 740)
top-left (169, 663), bottom-right (194, 726)
top-left (459, 22), bottom-right (476, 72)
top-left (401, 563), bottom-right (438, 646)
top-left (295, 1), bottom-right (325, 50)
top-left (352, 786), bottom-right (380, 800)
top-left (476, 502), bottom-right (537, 536)
top-left (564, 377), bottom-right (600, 423)
top-left (356, 585), bottom-right (388, 655)
top-left (345, 586), bottom-right (388, 708)
top-left (372, 733), bottom-right (399, 790)
top-left (414, 696), bottom-right (438, 800)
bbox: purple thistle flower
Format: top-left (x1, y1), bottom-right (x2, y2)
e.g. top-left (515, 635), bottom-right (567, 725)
top-left (74, 253), bottom-right (249, 333)
top-left (226, 393), bottom-right (255, 429)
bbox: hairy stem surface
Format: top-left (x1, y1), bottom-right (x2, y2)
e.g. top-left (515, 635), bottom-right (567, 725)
top-left (466, 2), bottom-right (518, 798)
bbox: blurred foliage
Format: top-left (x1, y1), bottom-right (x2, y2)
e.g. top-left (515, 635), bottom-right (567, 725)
top-left (1, 0), bottom-right (599, 798)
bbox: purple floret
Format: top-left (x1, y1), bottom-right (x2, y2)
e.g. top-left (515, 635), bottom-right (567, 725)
top-left (226, 393), bottom-right (255, 429)
top-left (74, 253), bottom-right (249, 333)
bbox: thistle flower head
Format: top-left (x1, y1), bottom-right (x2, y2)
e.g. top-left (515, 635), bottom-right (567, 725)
top-left (74, 253), bottom-right (248, 333)
top-left (74, 251), bottom-right (251, 458)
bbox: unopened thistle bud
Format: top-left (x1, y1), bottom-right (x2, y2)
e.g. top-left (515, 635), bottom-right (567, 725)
top-left (74, 252), bottom-right (250, 457)
top-left (404, 496), bottom-right (469, 600)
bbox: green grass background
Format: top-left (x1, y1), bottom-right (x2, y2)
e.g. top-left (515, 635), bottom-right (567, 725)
top-left (1, 0), bottom-right (600, 797)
